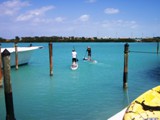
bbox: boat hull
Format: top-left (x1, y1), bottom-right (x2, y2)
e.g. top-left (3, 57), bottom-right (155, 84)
top-left (1, 46), bottom-right (42, 67)
top-left (108, 108), bottom-right (127, 120)
top-left (10, 50), bottom-right (32, 66)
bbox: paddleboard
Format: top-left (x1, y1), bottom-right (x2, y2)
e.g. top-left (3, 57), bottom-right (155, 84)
top-left (123, 85), bottom-right (160, 120)
top-left (71, 63), bottom-right (78, 70)
top-left (83, 57), bottom-right (97, 63)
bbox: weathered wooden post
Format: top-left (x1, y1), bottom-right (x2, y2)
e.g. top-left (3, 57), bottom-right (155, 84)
top-left (0, 44), bottom-right (2, 87)
top-left (123, 43), bottom-right (129, 89)
top-left (14, 43), bottom-right (18, 70)
top-left (2, 49), bottom-right (16, 120)
top-left (49, 42), bottom-right (53, 76)
top-left (157, 41), bottom-right (159, 55)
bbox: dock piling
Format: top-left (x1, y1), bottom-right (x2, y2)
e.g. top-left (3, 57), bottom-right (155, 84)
top-left (49, 42), bottom-right (53, 76)
top-left (2, 49), bottom-right (16, 120)
top-left (0, 44), bottom-right (2, 87)
top-left (123, 43), bottom-right (129, 89)
top-left (14, 43), bottom-right (18, 70)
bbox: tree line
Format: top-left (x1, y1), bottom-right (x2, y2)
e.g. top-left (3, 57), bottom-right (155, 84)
top-left (0, 36), bottom-right (160, 43)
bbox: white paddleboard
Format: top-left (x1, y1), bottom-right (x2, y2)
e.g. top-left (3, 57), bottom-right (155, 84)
top-left (83, 57), bottom-right (97, 63)
top-left (71, 63), bottom-right (78, 70)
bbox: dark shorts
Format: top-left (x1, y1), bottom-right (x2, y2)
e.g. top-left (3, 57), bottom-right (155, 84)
top-left (72, 58), bottom-right (77, 62)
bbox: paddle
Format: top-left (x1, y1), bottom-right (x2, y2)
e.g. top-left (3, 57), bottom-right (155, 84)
top-left (83, 51), bottom-right (87, 60)
top-left (73, 46), bottom-right (75, 51)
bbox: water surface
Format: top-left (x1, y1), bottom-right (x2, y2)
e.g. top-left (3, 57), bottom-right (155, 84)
top-left (0, 42), bottom-right (160, 120)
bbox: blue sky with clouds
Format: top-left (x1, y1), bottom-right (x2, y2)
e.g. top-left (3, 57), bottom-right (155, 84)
top-left (0, 0), bottom-right (160, 39)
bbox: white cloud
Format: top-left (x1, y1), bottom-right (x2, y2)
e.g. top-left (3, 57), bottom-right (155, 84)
top-left (55, 17), bottom-right (65, 23)
top-left (104, 8), bottom-right (119, 15)
top-left (86, 0), bottom-right (97, 3)
top-left (102, 20), bottom-right (138, 29)
top-left (32, 18), bottom-right (54, 24)
top-left (16, 6), bottom-right (54, 21)
top-left (0, 0), bottom-right (30, 16)
top-left (79, 14), bottom-right (90, 22)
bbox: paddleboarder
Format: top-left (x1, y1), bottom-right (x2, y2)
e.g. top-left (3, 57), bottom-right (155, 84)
top-left (86, 46), bottom-right (91, 61)
top-left (72, 49), bottom-right (77, 65)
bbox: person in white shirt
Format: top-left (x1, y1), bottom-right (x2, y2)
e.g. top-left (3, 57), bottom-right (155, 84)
top-left (72, 49), bottom-right (77, 65)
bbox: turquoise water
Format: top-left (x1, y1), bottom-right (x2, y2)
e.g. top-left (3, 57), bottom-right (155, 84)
top-left (0, 42), bottom-right (160, 120)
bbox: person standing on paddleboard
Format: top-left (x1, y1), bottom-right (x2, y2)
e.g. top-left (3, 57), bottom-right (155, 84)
top-left (87, 46), bottom-right (91, 61)
top-left (72, 49), bottom-right (77, 65)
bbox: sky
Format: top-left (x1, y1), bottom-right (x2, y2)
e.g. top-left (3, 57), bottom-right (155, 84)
top-left (0, 0), bottom-right (160, 39)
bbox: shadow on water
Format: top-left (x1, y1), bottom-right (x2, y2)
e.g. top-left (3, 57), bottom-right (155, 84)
top-left (146, 66), bottom-right (160, 82)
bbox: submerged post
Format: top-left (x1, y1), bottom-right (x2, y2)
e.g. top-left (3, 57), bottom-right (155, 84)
top-left (49, 42), bottom-right (53, 76)
top-left (14, 43), bottom-right (18, 70)
top-left (0, 44), bottom-right (2, 87)
top-left (123, 43), bottom-right (129, 89)
top-left (2, 49), bottom-right (16, 120)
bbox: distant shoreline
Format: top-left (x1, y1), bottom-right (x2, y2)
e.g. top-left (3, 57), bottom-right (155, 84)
top-left (0, 36), bottom-right (160, 43)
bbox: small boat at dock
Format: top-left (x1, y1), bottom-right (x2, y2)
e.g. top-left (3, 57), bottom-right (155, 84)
top-left (1, 46), bottom-right (43, 66)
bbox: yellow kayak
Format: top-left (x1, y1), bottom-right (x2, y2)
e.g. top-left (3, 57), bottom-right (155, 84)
top-left (123, 86), bottom-right (160, 120)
